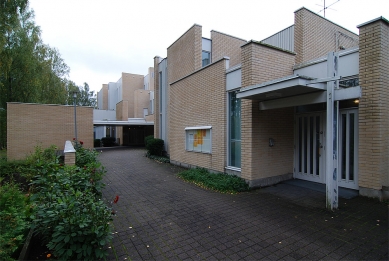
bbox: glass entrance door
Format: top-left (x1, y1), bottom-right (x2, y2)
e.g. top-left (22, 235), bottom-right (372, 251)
top-left (338, 109), bottom-right (359, 189)
top-left (294, 113), bottom-right (325, 183)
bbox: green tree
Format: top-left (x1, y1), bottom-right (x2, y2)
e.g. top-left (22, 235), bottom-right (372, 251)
top-left (66, 81), bottom-right (97, 108)
top-left (0, 1), bottom-right (74, 148)
top-left (0, 3), bottom-right (69, 107)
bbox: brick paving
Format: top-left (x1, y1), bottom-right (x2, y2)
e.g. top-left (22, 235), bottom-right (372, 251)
top-left (100, 148), bottom-right (388, 261)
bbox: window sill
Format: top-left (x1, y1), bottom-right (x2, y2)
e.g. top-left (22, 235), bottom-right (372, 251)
top-left (225, 166), bottom-right (241, 172)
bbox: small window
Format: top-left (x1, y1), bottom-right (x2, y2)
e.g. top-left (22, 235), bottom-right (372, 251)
top-left (202, 51), bottom-right (211, 67)
top-left (185, 126), bottom-right (212, 153)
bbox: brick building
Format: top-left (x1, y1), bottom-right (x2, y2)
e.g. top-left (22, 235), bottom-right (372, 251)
top-left (154, 8), bottom-right (389, 207)
top-left (94, 71), bottom-right (155, 146)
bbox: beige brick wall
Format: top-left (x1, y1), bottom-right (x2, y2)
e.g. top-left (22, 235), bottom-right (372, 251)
top-left (64, 152), bottom-right (75, 166)
top-left (148, 67), bottom-right (155, 91)
top-left (169, 59), bottom-right (228, 172)
top-left (211, 30), bottom-right (246, 68)
top-left (241, 42), bottom-right (295, 87)
top-left (102, 84), bottom-right (108, 110)
top-left (116, 126), bottom-right (123, 145)
top-left (240, 42), bottom-right (295, 180)
top-left (358, 18), bottom-right (389, 190)
top-left (97, 84), bottom-right (108, 110)
top-left (145, 115), bottom-right (154, 122)
top-left (7, 103), bottom-right (93, 160)
top-left (121, 72), bottom-right (144, 118)
top-left (134, 89), bottom-right (150, 118)
top-left (116, 100), bottom-right (128, 121)
top-left (294, 8), bottom-right (359, 64)
top-left (167, 24), bottom-right (202, 83)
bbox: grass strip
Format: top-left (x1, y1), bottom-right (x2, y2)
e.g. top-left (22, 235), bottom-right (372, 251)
top-left (177, 168), bottom-right (249, 194)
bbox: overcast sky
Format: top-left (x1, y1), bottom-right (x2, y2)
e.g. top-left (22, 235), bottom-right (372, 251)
top-left (29, 0), bottom-right (388, 93)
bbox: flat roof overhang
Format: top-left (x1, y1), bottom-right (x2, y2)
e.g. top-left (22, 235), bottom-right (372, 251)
top-left (94, 120), bottom-right (154, 126)
top-left (237, 74), bottom-right (361, 110)
top-left (237, 75), bottom-right (327, 101)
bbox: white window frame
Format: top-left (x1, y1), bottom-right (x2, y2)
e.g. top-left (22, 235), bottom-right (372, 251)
top-left (185, 126), bottom-right (212, 154)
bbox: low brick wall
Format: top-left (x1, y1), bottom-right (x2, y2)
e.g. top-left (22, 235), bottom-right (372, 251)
top-left (7, 102), bottom-right (93, 160)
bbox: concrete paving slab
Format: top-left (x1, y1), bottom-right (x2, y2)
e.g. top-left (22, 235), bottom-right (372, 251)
top-left (100, 148), bottom-right (388, 260)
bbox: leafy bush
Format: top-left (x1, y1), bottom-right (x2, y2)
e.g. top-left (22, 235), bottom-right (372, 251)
top-left (101, 137), bottom-right (116, 147)
top-left (178, 168), bottom-right (250, 194)
top-left (30, 163), bottom-right (111, 260)
top-left (0, 181), bottom-right (30, 261)
top-left (76, 146), bottom-right (99, 168)
top-left (26, 144), bottom-right (58, 165)
top-left (144, 135), bottom-right (154, 147)
top-left (27, 143), bottom-right (111, 260)
top-left (146, 138), bottom-right (164, 156)
top-left (0, 159), bottom-right (31, 180)
top-left (94, 139), bottom-right (101, 147)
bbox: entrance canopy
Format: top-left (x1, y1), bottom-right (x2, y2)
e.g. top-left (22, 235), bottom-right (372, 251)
top-left (94, 119), bottom-right (154, 126)
top-left (237, 74), bottom-right (361, 110)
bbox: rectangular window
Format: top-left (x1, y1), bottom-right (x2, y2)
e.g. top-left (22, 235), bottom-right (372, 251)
top-left (202, 51), bottom-right (211, 67)
top-left (159, 72), bottom-right (163, 111)
top-left (185, 127), bottom-right (211, 153)
top-left (149, 99), bottom-right (154, 114)
top-left (229, 92), bottom-right (241, 168)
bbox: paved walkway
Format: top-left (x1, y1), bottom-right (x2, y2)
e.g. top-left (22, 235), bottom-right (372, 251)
top-left (100, 148), bottom-right (388, 261)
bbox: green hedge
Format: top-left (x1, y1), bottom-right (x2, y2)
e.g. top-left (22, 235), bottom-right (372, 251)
top-left (178, 168), bottom-right (250, 194)
top-left (101, 137), bottom-right (115, 147)
top-left (146, 138), bottom-right (164, 156)
top-left (144, 135), bottom-right (154, 147)
top-left (94, 139), bottom-right (101, 147)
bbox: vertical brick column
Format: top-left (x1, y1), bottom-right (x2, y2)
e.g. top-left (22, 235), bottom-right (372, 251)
top-left (240, 42), bottom-right (295, 184)
top-left (357, 17), bottom-right (389, 199)
top-left (64, 140), bottom-right (76, 166)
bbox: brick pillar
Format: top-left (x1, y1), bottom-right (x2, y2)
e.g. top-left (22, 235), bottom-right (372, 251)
top-left (240, 42), bottom-right (295, 184)
top-left (357, 17), bottom-right (389, 199)
top-left (64, 140), bottom-right (76, 166)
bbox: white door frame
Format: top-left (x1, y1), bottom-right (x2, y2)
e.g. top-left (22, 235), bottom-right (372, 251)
top-left (338, 108), bottom-right (359, 189)
top-left (294, 108), bottom-right (359, 190)
top-left (294, 112), bottom-right (326, 184)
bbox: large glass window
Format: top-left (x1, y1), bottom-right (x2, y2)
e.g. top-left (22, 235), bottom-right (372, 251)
top-left (185, 127), bottom-right (211, 153)
top-left (202, 51), bottom-right (211, 67)
top-left (229, 92), bottom-right (241, 168)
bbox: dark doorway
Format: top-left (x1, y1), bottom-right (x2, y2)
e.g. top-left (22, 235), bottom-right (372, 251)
top-left (122, 125), bottom-right (154, 146)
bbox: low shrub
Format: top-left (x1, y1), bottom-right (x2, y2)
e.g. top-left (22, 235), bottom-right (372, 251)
top-left (30, 163), bottom-right (111, 260)
top-left (28, 143), bottom-right (111, 260)
top-left (101, 137), bottom-right (116, 147)
top-left (0, 159), bottom-right (31, 181)
top-left (144, 135), bottom-right (154, 147)
top-left (147, 154), bottom-right (170, 163)
top-left (76, 146), bottom-right (99, 168)
top-left (0, 181), bottom-right (30, 261)
top-left (26, 145), bottom-right (58, 165)
top-left (178, 168), bottom-right (250, 194)
top-left (94, 139), bottom-right (101, 147)
top-left (146, 138), bottom-right (164, 156)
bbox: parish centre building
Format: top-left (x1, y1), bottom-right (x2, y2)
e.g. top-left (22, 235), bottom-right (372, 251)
top-left (153, 7), bottom-right (389, 208)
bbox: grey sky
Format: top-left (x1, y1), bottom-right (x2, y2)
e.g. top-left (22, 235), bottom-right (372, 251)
top-left (29, 0), bottom-right (388, 93)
